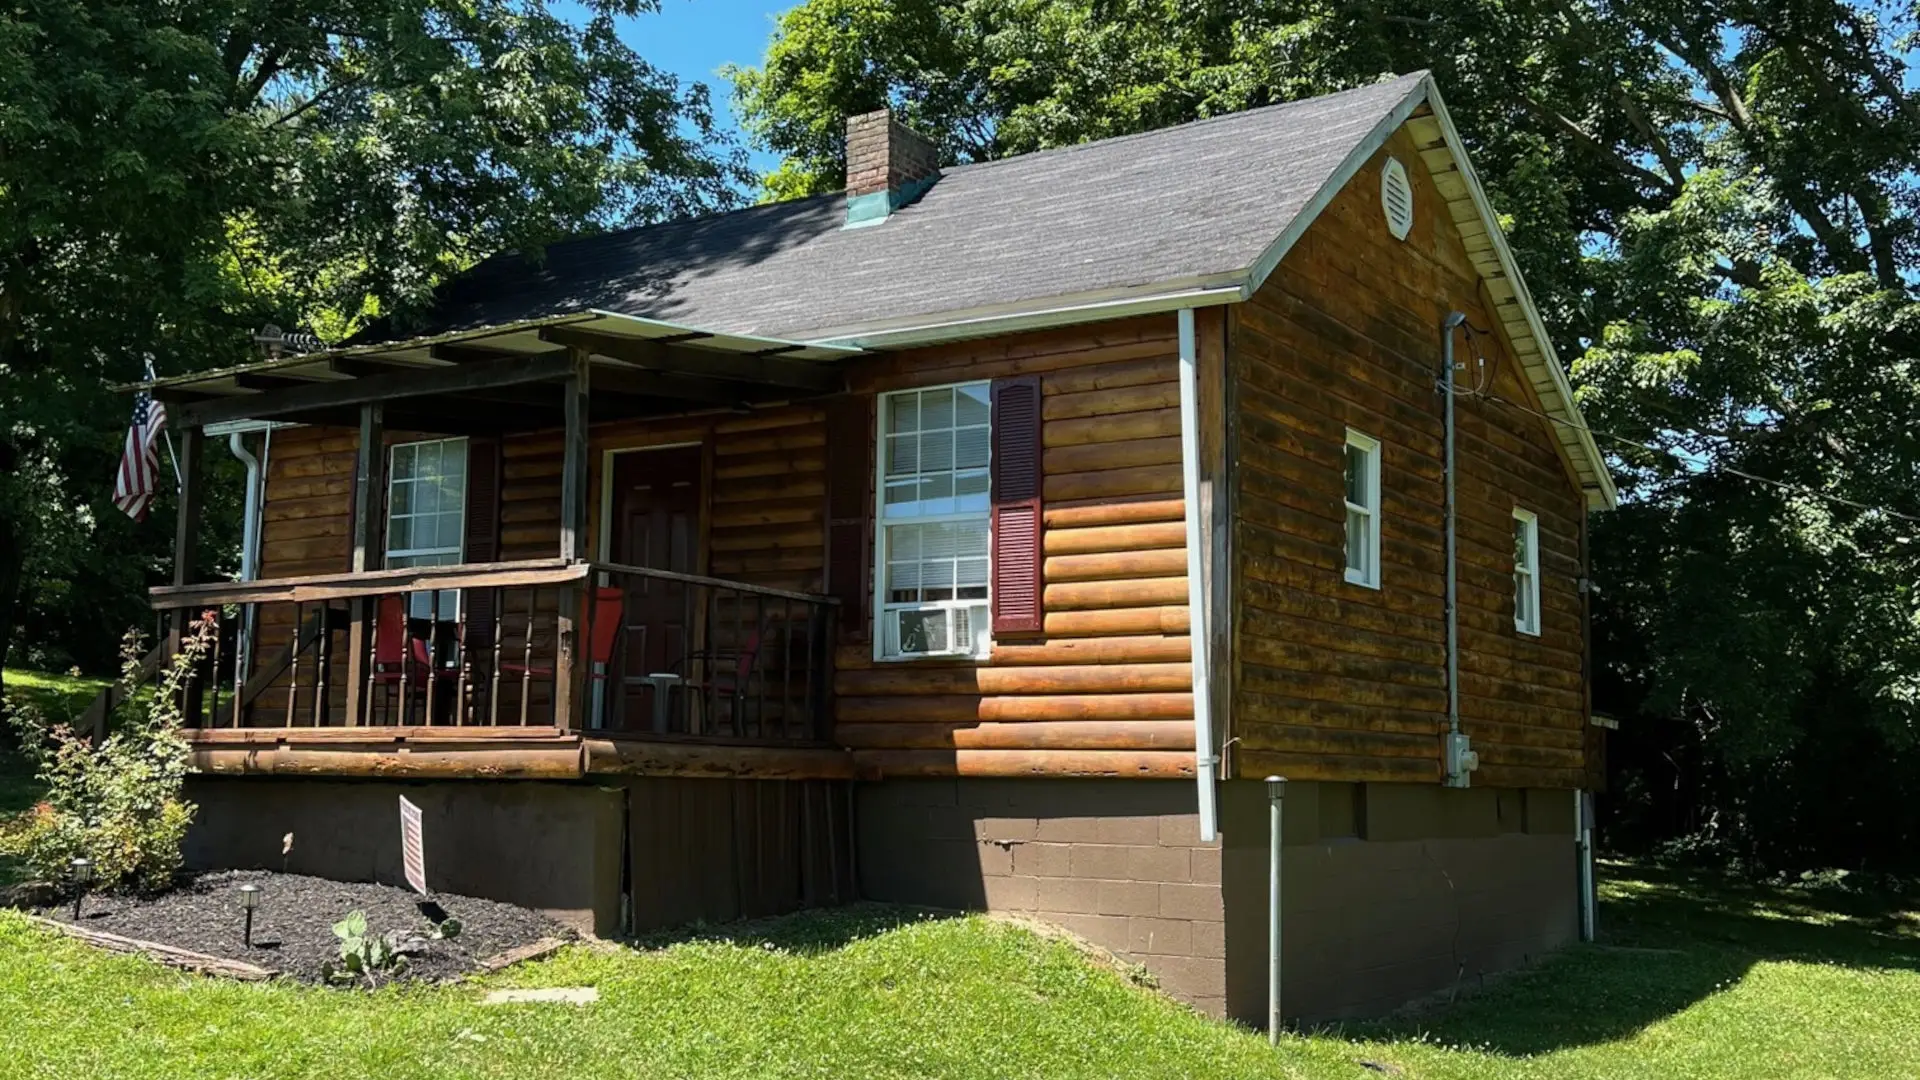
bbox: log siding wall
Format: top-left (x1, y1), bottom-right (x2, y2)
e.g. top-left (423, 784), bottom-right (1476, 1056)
top-left (1228, 123), bottom-right (1589, 790)
top-left (836, 317), bottom-right (1199, 778)
top-left (243, 123), bottom-right (1587, 786)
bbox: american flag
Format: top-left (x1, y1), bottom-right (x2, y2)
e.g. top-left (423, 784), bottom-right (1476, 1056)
top-left (113, 390), bottom-right (169, 521)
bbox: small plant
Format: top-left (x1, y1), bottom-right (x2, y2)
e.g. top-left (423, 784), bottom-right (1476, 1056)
top-left (323, 908), bottom-right (460, 986)
top-left (325, 911), bottom-right (407, 985)
top-left (0, 625), bottom-right (209, 894)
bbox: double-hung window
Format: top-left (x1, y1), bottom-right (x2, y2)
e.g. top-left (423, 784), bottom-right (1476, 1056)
top-left (386, 437), bottom-right (468, 619)
top-left (876, 383), bottom-right (992, 658)
top-left (1512, 507), bottom-right (1540, 635)
top-left (1343, 429), bottom-right (1382, 588)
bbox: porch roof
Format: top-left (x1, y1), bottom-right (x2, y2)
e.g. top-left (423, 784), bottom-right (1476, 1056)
top-left (128, 310), bottom-right (863, 434)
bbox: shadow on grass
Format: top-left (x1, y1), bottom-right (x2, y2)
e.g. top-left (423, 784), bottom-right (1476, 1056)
top-left (1351, 860), bottom-right (1920, 1058)
top-left (623, 902), bottom-right (959, 956)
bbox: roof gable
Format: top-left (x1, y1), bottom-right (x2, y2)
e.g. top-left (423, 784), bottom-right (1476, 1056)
top-left (381, 71), bottom-right (1614, 509)
top-left (411, 73), bottom-right (1432, 344)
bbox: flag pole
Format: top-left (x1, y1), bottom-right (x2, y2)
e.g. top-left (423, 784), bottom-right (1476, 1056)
top-left (145, 355), bottom-right (183, 492)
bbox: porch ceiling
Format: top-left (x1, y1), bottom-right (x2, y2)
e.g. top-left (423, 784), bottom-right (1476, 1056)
top-left (133, 310), bottom-right (864, 434)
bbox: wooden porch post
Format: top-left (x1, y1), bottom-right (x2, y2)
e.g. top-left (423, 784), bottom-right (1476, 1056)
top-left (343, 404), bottom-right (385, 725)
top-left (166, 426), bottom-right (205, 721)
top-left (554, 350), bottom-right (591, 731)
top-left (172, 426), bottom-right (204, 590)
top-left (166, 424), bottom-right (205, 660)
top-left (559, 348), bottom-right (590, 561)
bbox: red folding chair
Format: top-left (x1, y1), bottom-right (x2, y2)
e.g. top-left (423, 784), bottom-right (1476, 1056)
top-left (369, 594), bottom-right (434, 722)
top-left (500, 586), bottom-right (626, 726)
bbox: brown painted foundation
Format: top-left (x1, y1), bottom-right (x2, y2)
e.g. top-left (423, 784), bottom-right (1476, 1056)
top-left (856, 776), bottom-right (1579, 1022)
top-left (184, 774), bottom-right (853, 937)
top-left (1221, 779), bottom-right (1580, 1023)
top-left (855, 778), bottom-right (1228, 1012)
top-left (185, 773), bottom-right (1574, 1021)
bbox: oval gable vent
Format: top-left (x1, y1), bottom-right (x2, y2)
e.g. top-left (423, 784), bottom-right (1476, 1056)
top-left (1381, 156), bottom-right (1414, 241)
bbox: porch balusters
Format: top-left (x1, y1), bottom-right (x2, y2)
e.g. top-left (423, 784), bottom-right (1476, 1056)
top-left (147, 560), bottom-right (832, 738)
top-left (489, 586), bottom-right (505, 726)
top-left (518, 588), bottom-right (537, 727)
top-left (454, 601), bottom-right (470, 726)
top-left (285, 602), bottom-right (302, 728)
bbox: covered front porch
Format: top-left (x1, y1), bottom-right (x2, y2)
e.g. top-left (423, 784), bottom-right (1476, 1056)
top-left (143, 312), bottom-right (859, 780)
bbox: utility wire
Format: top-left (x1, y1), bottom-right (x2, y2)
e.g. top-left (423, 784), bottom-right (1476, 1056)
top-left (1471, 388), bottom-right (1920, 526)
top-left (1439, 319), bottom-right (1920, 526)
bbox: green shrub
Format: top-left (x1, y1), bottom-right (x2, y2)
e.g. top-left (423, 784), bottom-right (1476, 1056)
top-left (0, 622), bottom-right (209, 893)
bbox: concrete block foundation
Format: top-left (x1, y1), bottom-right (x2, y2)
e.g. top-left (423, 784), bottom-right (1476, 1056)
top-left (858, 776), bottom-right (1580, 1023)
top-left (855, 778), bottom-right (1228, 1013)
top-left (185, 772), bottom-right (1577, 1021)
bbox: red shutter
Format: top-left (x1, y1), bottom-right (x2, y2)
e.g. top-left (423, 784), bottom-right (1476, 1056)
top-left (824, 395), bottom-right (874, 642)
top-left (991, 376), bottom-right (1044, 635)
top-left (463, 437), bottom-right (502, 648)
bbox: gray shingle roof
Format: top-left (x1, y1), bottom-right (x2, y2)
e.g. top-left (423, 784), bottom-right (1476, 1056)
top-left (408, 73), bottom-right (1429, 343)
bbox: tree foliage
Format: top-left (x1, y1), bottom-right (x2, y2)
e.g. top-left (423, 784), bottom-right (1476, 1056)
top-left (0, 0), bottom-right (747, 681)
top-left (734, 0), bottom-right (1920, 871)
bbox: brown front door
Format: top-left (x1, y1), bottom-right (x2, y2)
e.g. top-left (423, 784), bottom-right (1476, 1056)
top-left (609, 445), bottom-right (703, 731)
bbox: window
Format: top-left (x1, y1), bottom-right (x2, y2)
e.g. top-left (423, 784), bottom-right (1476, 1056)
top-left (876, 383), bottom-right (992, 658)
top-left (387, 437), bottom-right (468, 618)
top-left (1343, 430), bottom-right (1381, 588)
top-left (1512, 507), bottom-right (1540, 635)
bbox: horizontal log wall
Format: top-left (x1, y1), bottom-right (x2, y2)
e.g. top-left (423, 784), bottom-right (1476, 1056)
top-left (252, 426), bottom-right (356, 722)
top-left (247, 406), bottom-right (833, 728)
top-left (251, 426), bottom-right (553, 726)
top-left (839, 317), bottom-right (1198, 779)
top-left (1229, 123), bottom-right (1589, 790)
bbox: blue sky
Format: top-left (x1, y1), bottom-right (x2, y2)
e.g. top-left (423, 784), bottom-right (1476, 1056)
top-left (622, 0), bottom-right (789, 176)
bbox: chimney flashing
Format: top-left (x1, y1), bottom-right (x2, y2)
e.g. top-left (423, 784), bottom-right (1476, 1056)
top-left (844, 109), bottom-right (941, 229)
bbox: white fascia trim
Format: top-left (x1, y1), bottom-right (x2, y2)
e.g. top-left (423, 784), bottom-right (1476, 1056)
top-left (1422, 82), bottom-right (1619, 511)
top-left (807, 283), bottom-right (1243, 350)
top-left (203, 419), bottom-right (292, 437)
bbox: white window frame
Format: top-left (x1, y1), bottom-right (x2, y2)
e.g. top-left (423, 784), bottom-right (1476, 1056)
top-left (385, 436), bottom-right (469, 619)
top-left (1512, 507), bottom-right (1541, 636)
top-left (872, 381), bottom-right (993, 661)
top-left (1343, 429), bottom-right (1382, 589)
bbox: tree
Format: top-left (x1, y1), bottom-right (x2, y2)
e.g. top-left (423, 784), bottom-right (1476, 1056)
top-left (0, 0), bottom-right (747, 687)
top-left (733, 0), bottom-right (1920, 871)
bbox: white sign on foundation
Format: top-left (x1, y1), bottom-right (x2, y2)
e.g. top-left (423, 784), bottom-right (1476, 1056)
top-left (399, 796), bottom-right (427, 895)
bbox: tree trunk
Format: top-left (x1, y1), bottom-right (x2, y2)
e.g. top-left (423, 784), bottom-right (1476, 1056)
top-left (0, 470), bottom-right (21, 703)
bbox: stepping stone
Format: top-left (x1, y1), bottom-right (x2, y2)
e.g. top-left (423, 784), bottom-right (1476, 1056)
top-left (481, 987), bottom-right (598, 1005)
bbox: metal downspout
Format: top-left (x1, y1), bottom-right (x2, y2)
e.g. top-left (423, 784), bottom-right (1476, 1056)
top-left (228, 431), bottom-right (264, 688)
top-left (1177, 308), bottom-right (1219, 840)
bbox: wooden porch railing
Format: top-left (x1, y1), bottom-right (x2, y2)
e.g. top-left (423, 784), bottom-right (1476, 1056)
top-left (145, 559), bottom-right (837, 743)
top-left (589, 561), bottom-right (838, 744)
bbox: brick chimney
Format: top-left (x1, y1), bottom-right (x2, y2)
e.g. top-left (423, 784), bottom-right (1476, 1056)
top-left (844, 109), bottom-right (941, 228)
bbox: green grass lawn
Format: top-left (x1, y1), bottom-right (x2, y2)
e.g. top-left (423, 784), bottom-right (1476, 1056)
top-left (1, 861), bottom-right (1917, 1080)
top-left (2, 668), bottom-right (109, 732)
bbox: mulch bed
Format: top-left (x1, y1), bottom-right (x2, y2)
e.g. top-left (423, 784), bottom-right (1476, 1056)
top-left (37, 870), bottom-right (571, 984)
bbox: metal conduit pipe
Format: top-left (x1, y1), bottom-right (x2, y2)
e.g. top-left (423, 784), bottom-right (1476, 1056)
top-left (1440, 312), bottom-right (1478, 787)
top-left (1266, 775), bottom-right (1287, 1044)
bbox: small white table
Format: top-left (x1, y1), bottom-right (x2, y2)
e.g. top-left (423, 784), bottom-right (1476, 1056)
top-left (640, 672), bottom-right (684, 733)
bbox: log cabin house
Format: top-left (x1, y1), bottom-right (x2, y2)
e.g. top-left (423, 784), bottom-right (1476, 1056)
top-left (129, 72), bottom-right (1616, 1022)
